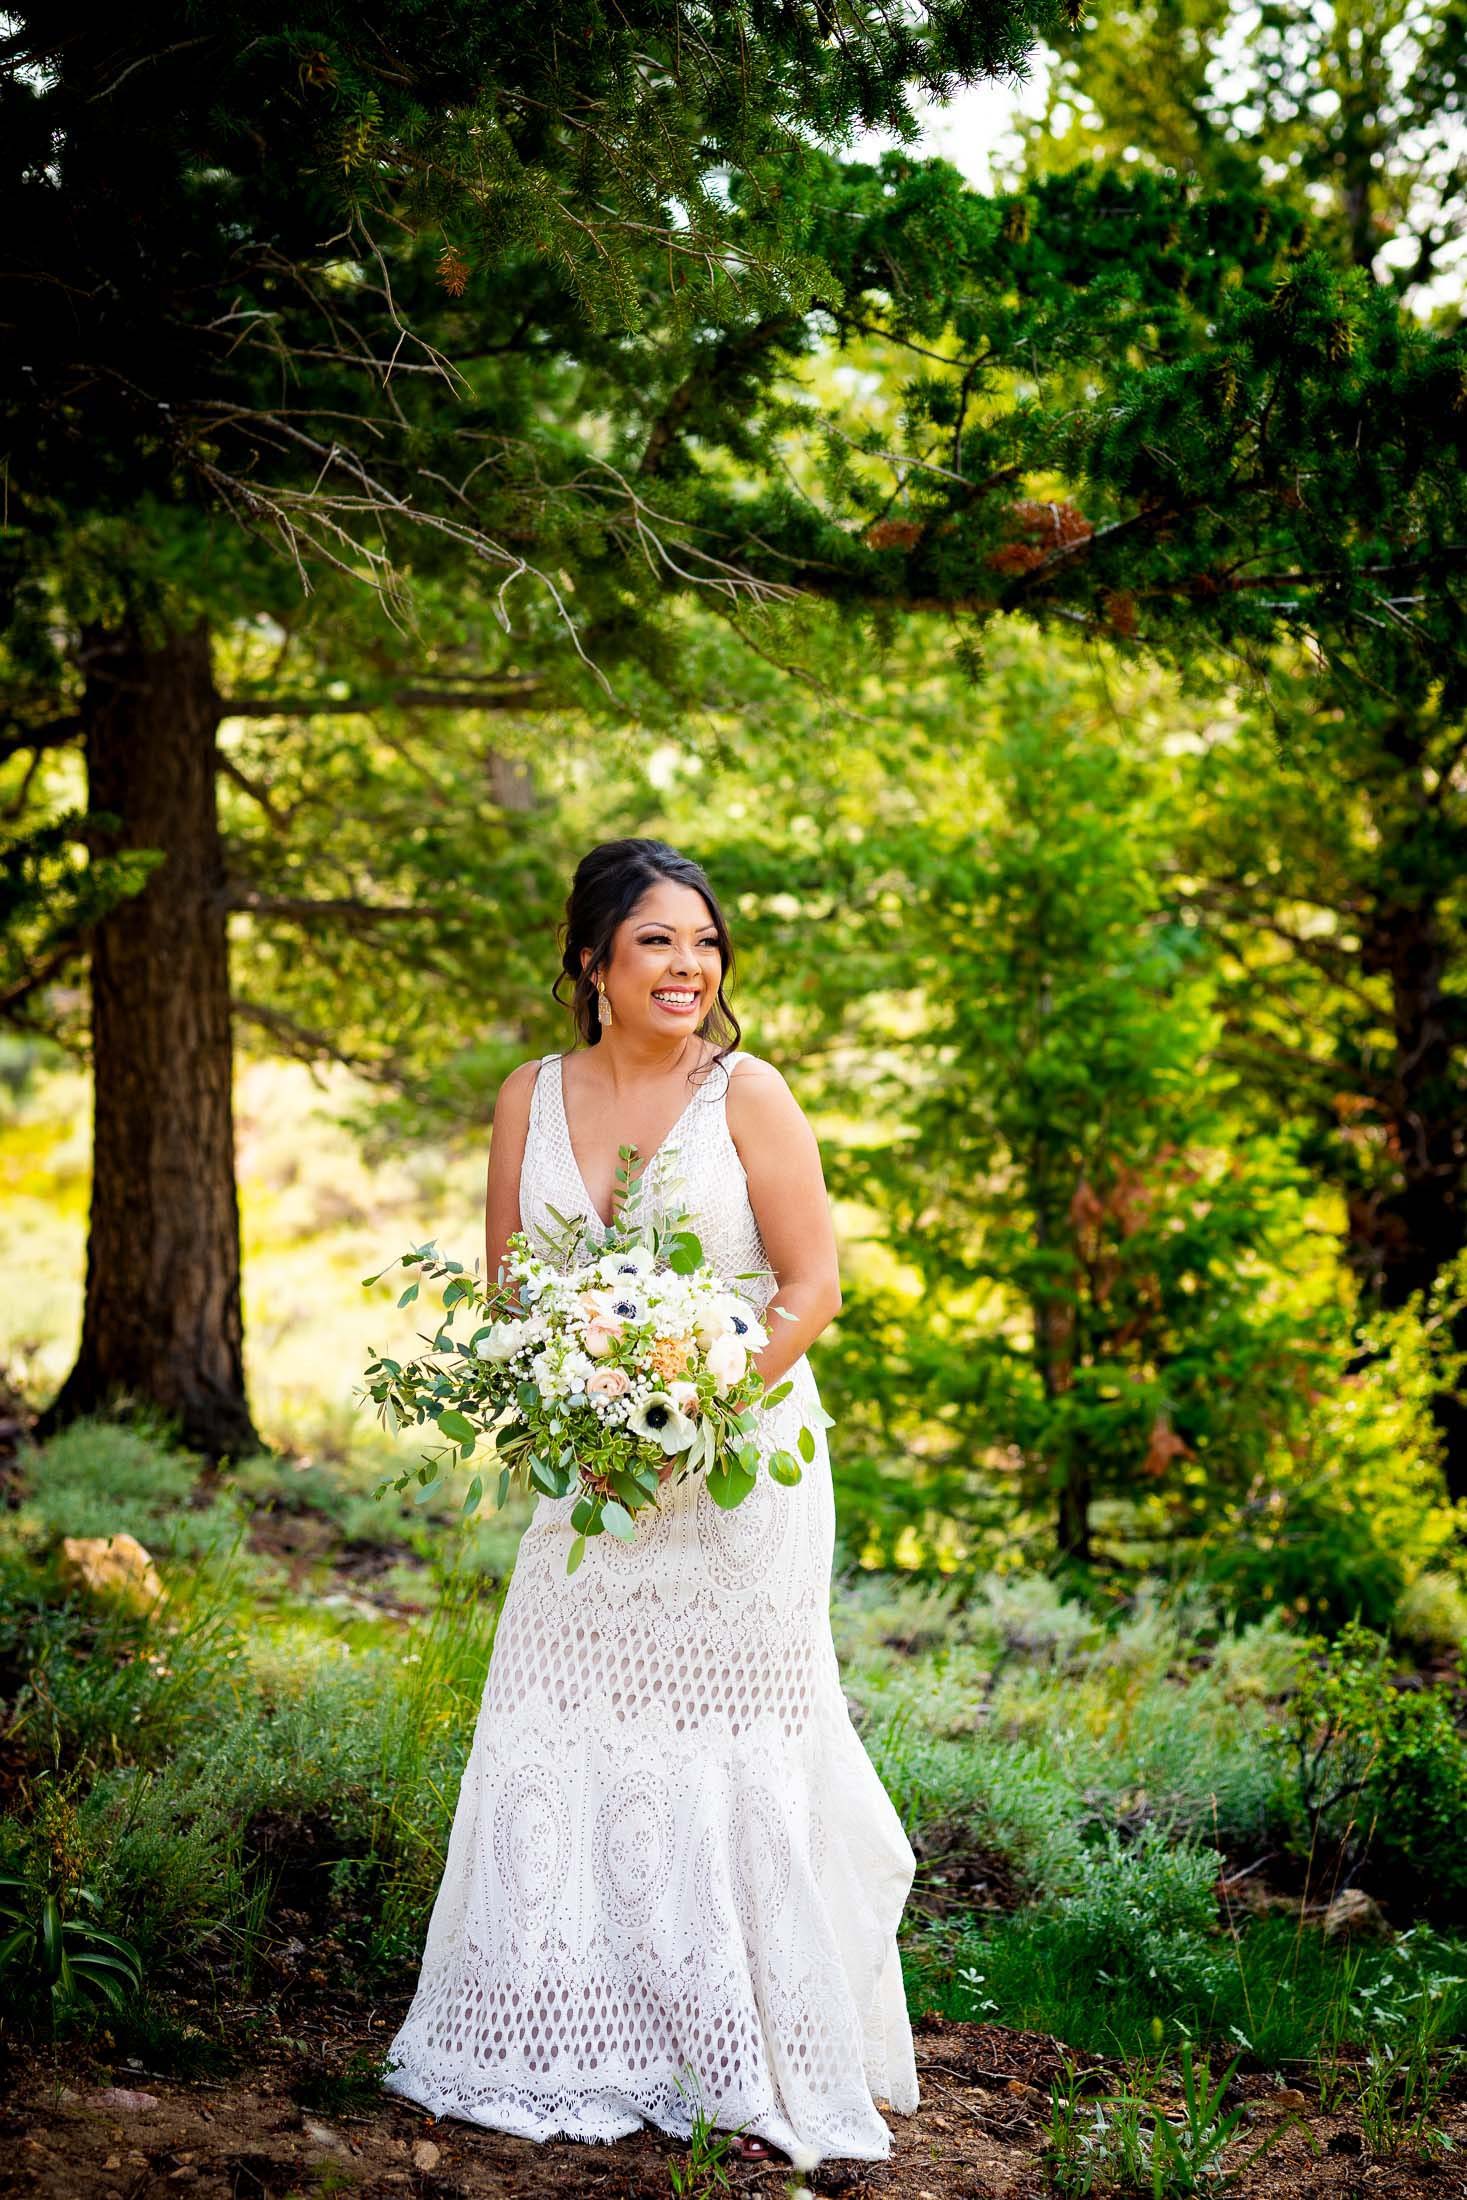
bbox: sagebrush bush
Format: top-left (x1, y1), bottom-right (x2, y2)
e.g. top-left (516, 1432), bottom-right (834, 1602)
top-left (1392, 1571), bottom-right (1467, 1657)
top-left (5, 1419), bottom-right (248, 1561)
top-left (1272, 1620), bottom-right (1467, 1918)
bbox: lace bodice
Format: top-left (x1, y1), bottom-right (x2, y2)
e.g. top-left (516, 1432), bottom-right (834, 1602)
top-left (519, 1047), bottom-right (780, 1316)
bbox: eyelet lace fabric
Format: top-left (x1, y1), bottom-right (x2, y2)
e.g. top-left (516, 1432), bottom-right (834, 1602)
top-left (382, 1048), bottom-right (920, 2164)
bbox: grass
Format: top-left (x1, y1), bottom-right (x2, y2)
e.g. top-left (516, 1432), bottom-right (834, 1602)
top-left (823, 1567), bottom-right (1467, 2074)
top-left (3, 1053), bottom-right (1467, 2140)
top-left (1, 1412), bottom-right (1464, 2105)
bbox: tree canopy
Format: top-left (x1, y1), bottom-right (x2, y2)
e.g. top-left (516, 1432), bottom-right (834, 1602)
top-left (4, 0), bottom-right (1467, 1522)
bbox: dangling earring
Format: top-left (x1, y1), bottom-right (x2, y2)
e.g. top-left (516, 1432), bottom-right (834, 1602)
top-left (596, 978), bottom-right (613, 1030)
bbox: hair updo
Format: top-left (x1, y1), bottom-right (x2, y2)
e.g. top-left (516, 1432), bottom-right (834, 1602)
top-left (552, 838), bottom-right (742, 1064)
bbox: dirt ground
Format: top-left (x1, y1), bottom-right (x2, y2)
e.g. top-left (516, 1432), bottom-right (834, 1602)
top-left (3, 2011), bottom-right (1464, 2200)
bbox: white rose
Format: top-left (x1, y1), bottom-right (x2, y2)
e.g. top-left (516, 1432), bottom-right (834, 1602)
top-left (705, 1334), bottom-right (747, 1394)
top-left (693, 1306), bottom-right (734, 1350)
top-left (476, 1319), bottom-right (525, 1363)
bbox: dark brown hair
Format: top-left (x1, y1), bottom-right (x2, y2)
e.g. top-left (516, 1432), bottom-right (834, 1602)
top-left (552, 839), bottom-right (741, 1074)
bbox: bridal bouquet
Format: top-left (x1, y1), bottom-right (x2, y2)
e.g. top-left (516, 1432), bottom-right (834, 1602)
top-left (358, 1149), bottom-right (830, 1575)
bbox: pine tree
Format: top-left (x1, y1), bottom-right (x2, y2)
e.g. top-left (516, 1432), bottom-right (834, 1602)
top-left (1, 2), bottom-right (1068, 1453)
top-left (4, 3), bottom-right (1466, 1452)
top-left (1028, 0), bottom-right (1467, 1498)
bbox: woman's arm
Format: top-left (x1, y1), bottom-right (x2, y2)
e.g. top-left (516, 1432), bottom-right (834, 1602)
top-left (484, 1060), bottom-right (541, 1289)
top-left (725, 1057), bottom-right (842, 1389)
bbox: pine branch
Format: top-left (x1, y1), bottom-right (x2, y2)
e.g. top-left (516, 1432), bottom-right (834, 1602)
top-left (639, 315), bottom-right (794, 477)
top-left (229, 996), bottom-right (401, 1081)
top-left (0, 934), bottom-right (89, 1020)
top-left (225, 889), bottom-right (424, 926)
top-left (215, 754), bottom-right (291, 832)
top-left (0, 716), bottom-right (83, 767)
top-left (218, 682), bottom-right (548, 716)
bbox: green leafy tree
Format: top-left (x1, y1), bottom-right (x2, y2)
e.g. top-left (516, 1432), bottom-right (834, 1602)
top-left (762, 649), bottom-right (1328, 1565)
top-left (5, 2), bottom-right (1467, 1459)
top-left (0, 1), bottom-right (1070, 1453)
top-left (1024, 0), bottom-right (1467, 1500)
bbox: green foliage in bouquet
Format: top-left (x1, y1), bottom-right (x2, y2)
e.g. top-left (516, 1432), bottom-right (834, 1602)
top-left (359, 1144), bottom-right (830, 1574)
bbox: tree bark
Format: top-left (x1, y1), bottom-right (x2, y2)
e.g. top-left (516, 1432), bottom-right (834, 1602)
top-left (1351, 875), bottom-right (1467, 1506)
top-left (35, 617), bottom-right (259, 1461)
top-left (1032, 1177), bottom-right (1090, 1561)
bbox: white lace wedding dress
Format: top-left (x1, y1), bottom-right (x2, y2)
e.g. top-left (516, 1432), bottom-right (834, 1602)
top-left (382, 1047), bottom-right (920, 2164)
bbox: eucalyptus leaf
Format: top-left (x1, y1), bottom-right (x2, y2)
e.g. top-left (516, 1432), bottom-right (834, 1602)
top-left (705, 1463), bottom-right (757, 1511)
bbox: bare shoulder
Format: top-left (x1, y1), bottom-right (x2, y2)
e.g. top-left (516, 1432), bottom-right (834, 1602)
top-left (725, 1048), bottom-right (789, 1093)
top-left (726, 1047), bottom-right (781, 1080)
top-left (493, 1056), bottom-right (545, 1129)
top-left (724, 1051), bottom-right (808, 1131)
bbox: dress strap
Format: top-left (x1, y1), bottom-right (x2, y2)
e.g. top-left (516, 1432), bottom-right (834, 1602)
top-left (525, 1052), bottom-right (555, 1139)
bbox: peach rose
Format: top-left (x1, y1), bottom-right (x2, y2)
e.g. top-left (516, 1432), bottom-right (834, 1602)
top-left (587, 1366), bottom-right (631, 1399)
top-left (584, 1316), bottom-right (625, 1359)
top-left (668, 1379), bottom-right (701, 1418)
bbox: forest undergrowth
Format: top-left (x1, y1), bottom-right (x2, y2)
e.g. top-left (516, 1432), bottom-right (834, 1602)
top-left (1, 1406), bottom-right (1466, 2195)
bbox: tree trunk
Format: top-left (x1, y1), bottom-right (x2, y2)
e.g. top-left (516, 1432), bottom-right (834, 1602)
top-left (1351, 879), bottom-right (1467, 1506)
top-left (35, 617), bottom-right (259, 1461)
top-left (1033, 1200), bottom-right (1089, 1562)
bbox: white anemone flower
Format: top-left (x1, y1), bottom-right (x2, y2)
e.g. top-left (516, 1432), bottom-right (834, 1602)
top-left (598, 1285), bottom-right (649, 1327)
top-left (696, 1292), bottom-right (767, 1353)
top-left (597, 1244), bottom-right (656, 1282)
top-left (628, 1391), bottom-right (699, 1455)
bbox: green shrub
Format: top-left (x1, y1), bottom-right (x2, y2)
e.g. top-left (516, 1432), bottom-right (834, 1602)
top-left (1393, 1571), bottom-right (1467, 1658)
top-left (1271, 1619), bottom-right (1467, 1918)
top-left (1035, 1822), bottom-right (1231, 2004)
top-left (5, 1417), bottom-right (248, 1560)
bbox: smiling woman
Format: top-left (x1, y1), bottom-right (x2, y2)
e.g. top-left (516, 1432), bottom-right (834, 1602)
top-left (380, 837), bottom-right (920, 2170)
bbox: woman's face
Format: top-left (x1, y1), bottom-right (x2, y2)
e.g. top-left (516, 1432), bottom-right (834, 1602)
top-left (586, 880), bottom-right (725, 1037)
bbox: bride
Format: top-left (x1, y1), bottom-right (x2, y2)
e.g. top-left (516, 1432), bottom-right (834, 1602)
top-left (382, 836), bottom-right (920, 2169)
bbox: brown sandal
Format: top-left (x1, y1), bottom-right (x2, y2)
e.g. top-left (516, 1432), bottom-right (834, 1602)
top-left (729, 2131), bottom-right (787, 2162)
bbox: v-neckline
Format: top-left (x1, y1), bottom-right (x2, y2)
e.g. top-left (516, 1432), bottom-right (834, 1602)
top-left (552, 1048), bottom-right (720, 1235)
